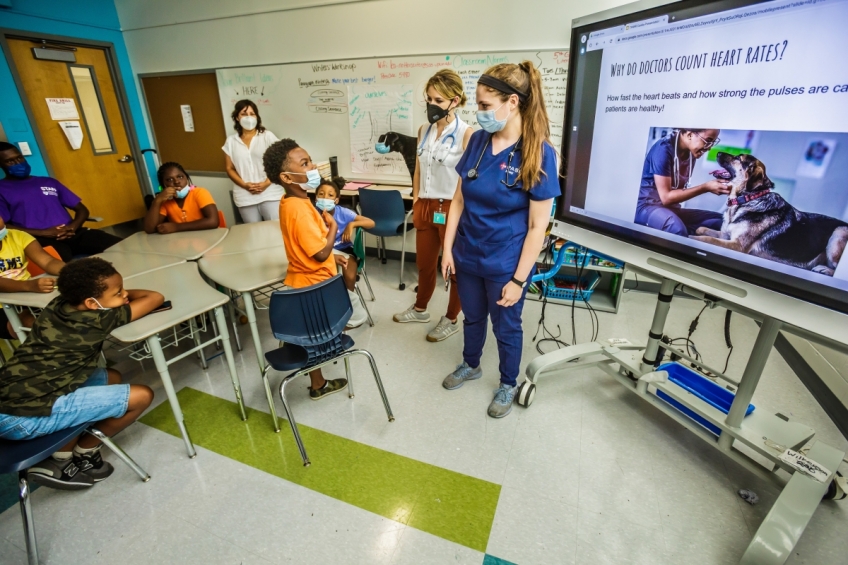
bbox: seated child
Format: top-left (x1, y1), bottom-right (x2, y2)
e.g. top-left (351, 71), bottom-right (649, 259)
top-left (264, 139), bottom-right (369, 400)
top-left (0, 214), bottom-right (65, 339)
top-left (144, 162), bottom-right (220, 234)
top-left (315, 177), bottom-right (375, 292)
top-left (0, 257), bottom-right (164, 490)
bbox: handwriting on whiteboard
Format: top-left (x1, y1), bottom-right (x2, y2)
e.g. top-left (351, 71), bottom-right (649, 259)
top-left (347, 84), bottom-right (413, 175)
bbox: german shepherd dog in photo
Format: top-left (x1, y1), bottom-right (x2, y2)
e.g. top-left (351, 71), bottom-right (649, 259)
top-left (691, 152), bottom-right (848, 276)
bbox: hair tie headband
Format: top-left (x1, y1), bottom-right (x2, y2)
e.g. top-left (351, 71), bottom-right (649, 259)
top-left (477, 74), bottom-right (529, 102)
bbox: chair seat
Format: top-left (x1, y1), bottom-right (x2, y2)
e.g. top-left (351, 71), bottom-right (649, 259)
top-left (365, 222), bottom-right (414, 238)
top-left (0, 423), bottom-right (89, 474)
top-left (264, 334), bottom-right (355, 372)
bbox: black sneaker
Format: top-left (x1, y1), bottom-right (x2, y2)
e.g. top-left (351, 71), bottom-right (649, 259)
top-left (27, 458), bottom-right (95, 491)
top-left (73, 449), bottom-right (114, 482)
top-left (309, 378), bottom-right (348, 401)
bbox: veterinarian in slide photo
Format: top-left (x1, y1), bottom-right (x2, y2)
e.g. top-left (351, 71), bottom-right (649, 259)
top-left (635, 128), bottom-right (729, 237)
top-left (442, 62), bottom-right (560, 419)
top-left (393, 70), bottom-right (472, 343)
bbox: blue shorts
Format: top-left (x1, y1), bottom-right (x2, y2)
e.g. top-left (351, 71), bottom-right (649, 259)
top-left (0, 368), bottom-right (130, 440)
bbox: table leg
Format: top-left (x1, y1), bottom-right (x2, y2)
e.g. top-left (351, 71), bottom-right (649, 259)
top-left (147, 334), bottom-right (196, 458)
top-left (242, 291), bottom-right (266, 373)
top-left (214, 306), bottom-right (247, 421)
top-left (226, 290), bottom-right (243, 351)
top-left (4, 305), bottom-right (27, 343)
top-left (189, 317), bottom-right (208, 370)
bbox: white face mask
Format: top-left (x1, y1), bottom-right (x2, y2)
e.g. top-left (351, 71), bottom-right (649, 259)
top-left (239, 116), bottom-right (258, 131)
top-left (91, 297), bottom-right (111, 311)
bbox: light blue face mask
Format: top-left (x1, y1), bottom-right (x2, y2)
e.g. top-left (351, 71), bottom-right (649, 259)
top-left (315, 198), bottom-right (336, 212)
top-left (0, 227), bottom-right (7, 241)
top-left (476, 102), bottom-right (510, 133)
top-left (284, 169), bottom-right (322, 190)
top-left (175, 185), bottom-right (191, 199)
top-left (375, 142), bottom-right (391, 154)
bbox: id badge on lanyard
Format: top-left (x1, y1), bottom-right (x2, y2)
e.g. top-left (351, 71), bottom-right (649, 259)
top-left (433, 199), bottom-right (446, 225)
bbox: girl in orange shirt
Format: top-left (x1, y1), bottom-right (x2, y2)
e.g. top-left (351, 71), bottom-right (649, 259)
top-left (144, 162), bottom-right (220, 234)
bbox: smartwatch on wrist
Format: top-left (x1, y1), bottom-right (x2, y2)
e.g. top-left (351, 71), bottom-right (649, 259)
top-left (510, 277), bottom-right (527, 289)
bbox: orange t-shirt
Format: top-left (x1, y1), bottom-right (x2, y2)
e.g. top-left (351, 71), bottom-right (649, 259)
top-left (279, 196), bottom-right (336, 288)
top-left (159, 187), bottom-right (216, 223)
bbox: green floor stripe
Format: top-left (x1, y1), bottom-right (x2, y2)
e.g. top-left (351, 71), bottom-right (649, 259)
top-left (141, 388), bottom-right (500, 552)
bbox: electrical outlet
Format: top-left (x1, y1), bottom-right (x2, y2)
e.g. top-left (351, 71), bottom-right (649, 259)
top-left (18, 142), bottom-right (32, 156)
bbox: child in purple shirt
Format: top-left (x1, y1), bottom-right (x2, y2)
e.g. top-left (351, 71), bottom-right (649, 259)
top-left (0, 142), bottom-right (122, 261)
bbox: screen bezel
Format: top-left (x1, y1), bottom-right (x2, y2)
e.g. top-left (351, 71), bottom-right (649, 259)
top-left (556, 0), bottom-right (848, 315)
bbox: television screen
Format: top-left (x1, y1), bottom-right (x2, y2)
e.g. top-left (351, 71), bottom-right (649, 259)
top-left (560, 0), bottom-right (848, 314)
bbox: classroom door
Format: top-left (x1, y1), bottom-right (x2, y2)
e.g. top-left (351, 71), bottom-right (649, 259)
top-left (5, 37), bottom-right (146, 227)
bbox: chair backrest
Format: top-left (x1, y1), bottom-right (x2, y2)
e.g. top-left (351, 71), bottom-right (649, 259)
top-left (352, 227), bottom-right (366, 273)
top-left (218, 210), bottom-right (227, 228)
top-left (358, 188), bottom-right (406, 235)
top-left (268, 275), bottom-right (352, 365)
top-left (26, 245), bottom-right (62, 277)
top-left (0, 423), bottom-right (89, 475)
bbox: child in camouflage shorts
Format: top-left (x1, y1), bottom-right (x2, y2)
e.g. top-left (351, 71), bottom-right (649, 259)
top-left (0, 257), bottom-right (163, 489)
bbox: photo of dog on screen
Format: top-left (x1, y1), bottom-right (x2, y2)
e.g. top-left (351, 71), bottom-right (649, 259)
top-left (635, 127), bottom-right (848, 277)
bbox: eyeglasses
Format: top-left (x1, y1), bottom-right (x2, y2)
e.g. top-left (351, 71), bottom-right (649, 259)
top-left (695, 132), bottom-right (720, 149)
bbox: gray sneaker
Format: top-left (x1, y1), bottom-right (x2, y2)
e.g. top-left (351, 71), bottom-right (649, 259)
top-left (427, 316), bottom-right (459, 342)
top-left (393, 305), bottom-right (431, 323)
top-left (442, 362), bottom-right (482, 390)
top-left (487, 384), bottom-right (517, 418)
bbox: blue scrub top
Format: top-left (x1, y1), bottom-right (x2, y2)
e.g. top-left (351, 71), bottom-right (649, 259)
top-left (638, 135), bottom-right (691, 209)
top-left (453, 130), bottom-right (560, 278)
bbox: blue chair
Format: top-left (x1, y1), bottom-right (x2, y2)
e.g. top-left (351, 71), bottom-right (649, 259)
top-left (0, 423), bottom-right (149, 564)
top-left (358, 188), bottom-right (414, 290)
top-left (260, 275), bottom-right (394, 466)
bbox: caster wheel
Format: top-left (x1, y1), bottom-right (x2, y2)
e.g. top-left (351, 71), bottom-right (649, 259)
top-left (239, 315), bottom-right (248, 325)
top-left (399, 283), bottom-right (406, 291)
top-left (516, 381), bottom-right (536, 407)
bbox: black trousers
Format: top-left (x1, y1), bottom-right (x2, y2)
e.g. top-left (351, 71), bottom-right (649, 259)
top-left (35, 228), bottom-right (123, 261)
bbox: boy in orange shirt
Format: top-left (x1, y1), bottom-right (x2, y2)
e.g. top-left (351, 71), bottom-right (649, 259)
top-left (143, 162), bottom-right (220, 234)
top-left (263, 138), bottom-right (348, 400)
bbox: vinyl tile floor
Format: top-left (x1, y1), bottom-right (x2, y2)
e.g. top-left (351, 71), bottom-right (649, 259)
top-left (2, 262), bottom-right (847, 565)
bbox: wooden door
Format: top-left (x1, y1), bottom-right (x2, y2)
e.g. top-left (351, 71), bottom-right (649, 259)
top-left (6, 38), bottom-right (146, 227)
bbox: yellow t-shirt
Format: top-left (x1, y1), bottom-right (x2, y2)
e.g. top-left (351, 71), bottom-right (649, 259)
top-left (0, 229), bottom-right (35, 282)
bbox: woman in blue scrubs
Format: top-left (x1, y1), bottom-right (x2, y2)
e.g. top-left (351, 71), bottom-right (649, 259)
top-left (634, 128), bottom-right (729, 237)
top-left (441, 62), bottom-right (560, 419)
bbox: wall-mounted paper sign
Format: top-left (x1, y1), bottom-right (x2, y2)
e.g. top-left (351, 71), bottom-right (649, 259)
top-left (59, 121), bottom-right (84, 150)
top-left (180, 104), bottom-right (195, 132)
top-left (46, 98), bottom-right (80, 120)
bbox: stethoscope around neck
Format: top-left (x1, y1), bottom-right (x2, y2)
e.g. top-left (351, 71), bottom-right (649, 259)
top-left (417, 114), bottom-right (461, 163)
top-left (467, 134), bottom-right (522, 189)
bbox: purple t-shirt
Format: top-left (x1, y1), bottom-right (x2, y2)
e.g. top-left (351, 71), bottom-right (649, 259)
top-left (0, 176), bottom-right (81, 230)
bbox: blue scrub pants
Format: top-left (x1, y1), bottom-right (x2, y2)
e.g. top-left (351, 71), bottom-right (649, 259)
top-left (635, 204), bottom-right (723, 238)
top-left (456, 270), bottom-right (529, 387)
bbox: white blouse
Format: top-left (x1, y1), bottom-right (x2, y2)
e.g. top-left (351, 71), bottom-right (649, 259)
top-left (418, 116), bottom-right (470, 201)
top-left (222, 129), bottom-right (284, 207)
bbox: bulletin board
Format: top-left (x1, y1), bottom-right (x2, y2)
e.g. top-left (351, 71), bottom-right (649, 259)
top-left (140, 71), bottom-right (228, 174)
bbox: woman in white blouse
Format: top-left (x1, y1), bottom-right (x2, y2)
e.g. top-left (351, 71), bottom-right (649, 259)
top-left (223, 100), bottom-right (283, 222)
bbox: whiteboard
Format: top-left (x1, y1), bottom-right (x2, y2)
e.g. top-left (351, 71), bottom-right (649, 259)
top-left (216, 50), bottom-right (569, 184)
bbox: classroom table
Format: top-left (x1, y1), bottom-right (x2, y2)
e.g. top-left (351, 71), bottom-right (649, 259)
top-left (198, 246), bottom-right (288, 402)
top-left (0, 279), bottom-right (57, 342)
top-left (94, 251), bottom-right (186, 278)
top-left (110, 262), bottom-right (246, 458)
top-left (107, 228), bottom-right (229, 260)
top-left (201, 220), bottom-right (282, 258)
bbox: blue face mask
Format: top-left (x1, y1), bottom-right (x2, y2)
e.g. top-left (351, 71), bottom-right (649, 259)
top-left (5, 161), bottom-right (31, 179)
top-left (0, 227), bottom-right (7, 241)
top-left (476, 102), bottom-right (510, 133)
top-left (315, 198), bottom-right (336, 212)
top-left (375, 142), bottom-right (391, 154)
top-left (175, 185), bottom-right (191, 199)
top-left (285, 169), bottom-right (322, 190)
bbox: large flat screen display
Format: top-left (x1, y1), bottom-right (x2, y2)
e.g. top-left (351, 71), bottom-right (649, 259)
top-left (560, 0), bottom-right (848, 314)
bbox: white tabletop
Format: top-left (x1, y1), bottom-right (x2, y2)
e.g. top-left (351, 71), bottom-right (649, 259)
top-left (199, 246), bottom-right (288, 293)
top-left (108, 228), bottom-right (229, 260)
top-left (112, 262), bottom-right (230, 343)
top-left (94, 251), bottom-right (185, 278)
top-left (202, 221), bottom-right (283, 258)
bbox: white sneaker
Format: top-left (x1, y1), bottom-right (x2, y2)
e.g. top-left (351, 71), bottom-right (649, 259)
top-left (427, 316), bottom-right (459, 342)
top-left (393, 305), bottom-right (430, 323)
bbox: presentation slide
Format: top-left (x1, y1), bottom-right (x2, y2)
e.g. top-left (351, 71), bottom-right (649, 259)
top-left (567, 0), bottom-right (848, 294)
